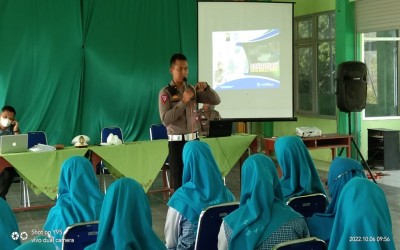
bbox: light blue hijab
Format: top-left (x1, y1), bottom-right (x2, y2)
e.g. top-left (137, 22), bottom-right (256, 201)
top-left (0, 197), bottom-right (21, 250)
top-left (84, 178), bottom-right (165, 250)
top-left (224, 154), bottom-right (303, 249)
top-left (168, 140), bottom-right (235, 224)
top-left (275, 136), bottom-right (326, 201)
top-left (43, 156), bottom-right (104, 248)
top-left (306, 157), bottom-right (366, 242)
top-left (329, 177), bottom-right (395, 250)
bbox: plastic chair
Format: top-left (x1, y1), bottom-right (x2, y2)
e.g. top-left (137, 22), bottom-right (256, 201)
top-left (18, 131), bottom-right (48, 207)
top-left (28, 131), bottom-right (48, 149)
top-left (147, 124), bottom-right (173, 200)
top-left (286, 193), bottom-right (327, 218)
top-left (99, 127), bottom-right (123, 192)
top-left (100, 126), bottom-right (123, 143)
top-left (149, 123), bottom-right (168, 140)
top-left (194, 202), bottom-right (239, 250)
top-left (62, 221), bottom-right (99, 250)
top-left (272, 237), bottom-right (327, 250)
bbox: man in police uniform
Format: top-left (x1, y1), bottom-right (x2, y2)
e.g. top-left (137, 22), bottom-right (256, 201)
top-left (159, 53), bottom-right (220, 190)
top-left (197, 104), bottom-right (221, 137)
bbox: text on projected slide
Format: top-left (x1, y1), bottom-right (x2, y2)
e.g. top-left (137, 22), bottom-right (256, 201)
top-left (212, 29), bottom-right (280, 91)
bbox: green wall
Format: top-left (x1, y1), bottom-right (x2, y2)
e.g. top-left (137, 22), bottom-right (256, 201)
top-left (278, 0), bottom-right (335, 16)
top-left (361, 120), bottom-right (400, 157)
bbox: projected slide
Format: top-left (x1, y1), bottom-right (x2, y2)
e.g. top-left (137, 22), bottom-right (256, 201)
top-left (198, 2), bottom-right (294, 120)
top-left (212, 29), bottom-right (280, 90)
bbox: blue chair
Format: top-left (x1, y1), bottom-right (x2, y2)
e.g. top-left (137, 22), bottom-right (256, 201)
top-left (286, 193), bottom-right (327, 218)
top-left (62, 221), bottom-right (99, 250)
top-left (272, 237), bottom-right (327, 250)
top-left (101, 126), bottom-right (123, 143)
top-left (194, 202), bottom-right (239, 250)
top-left (148, 124), bottom-right (173, 200)
top-left (27, 131), bottom-right (48, 148)
top-left (149, 123), bottom-right (168, 140)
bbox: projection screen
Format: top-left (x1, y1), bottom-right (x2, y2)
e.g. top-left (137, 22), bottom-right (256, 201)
top-left (198, 2), bottom-right (295, 121)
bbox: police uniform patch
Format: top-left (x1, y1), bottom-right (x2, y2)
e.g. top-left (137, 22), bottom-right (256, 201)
top-left (161, 94), bottom-right (168, 105)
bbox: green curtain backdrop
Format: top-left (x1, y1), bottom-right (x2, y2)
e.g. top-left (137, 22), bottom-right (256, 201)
top-left (0, 0), bottom-right (83, 145)
top-left (0, 0), bottom-right (198, 145)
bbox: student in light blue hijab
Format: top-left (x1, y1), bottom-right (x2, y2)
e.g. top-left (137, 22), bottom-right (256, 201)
top-left (218, 154), bottom-right (309, 250)
top-left (0, 197), bottom-right (21, 250)
top-left (329, 177), bottom-right (395, 250)
top-left (274, 136), bottom-right (326, 201)
top-left (43, 156), bottom-right (104, 249)
top-left (85, 177), bottom-right (165, 250)
top-left (165, 140), bottom-right (235, 250)
top-left (306, 157), bottom-right (366, 244)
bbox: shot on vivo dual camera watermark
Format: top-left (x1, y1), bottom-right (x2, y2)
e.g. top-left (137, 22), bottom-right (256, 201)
top-left (10, 229), bottom-right (75, 244)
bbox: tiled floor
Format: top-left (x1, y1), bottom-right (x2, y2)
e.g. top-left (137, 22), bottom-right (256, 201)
top-left (6, 159), bottom-right (400, 249)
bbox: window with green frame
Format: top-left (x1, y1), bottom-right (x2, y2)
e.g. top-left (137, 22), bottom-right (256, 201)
top-left (294, 11), bottom-right (336, 117)
top-left (363, 30), bottom-right (400, 118)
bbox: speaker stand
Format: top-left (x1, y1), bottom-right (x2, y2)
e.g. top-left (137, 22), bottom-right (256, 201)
top-left (339, 112), bottom-right (377, 184)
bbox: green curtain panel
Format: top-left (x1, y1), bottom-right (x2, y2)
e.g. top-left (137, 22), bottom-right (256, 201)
top-left (0, 0), bottom-right (198, 145)
top-left (0, 0), bottom-right (83, 145)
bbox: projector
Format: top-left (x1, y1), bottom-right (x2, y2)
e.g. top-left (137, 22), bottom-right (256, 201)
top-left (295, 127), bottom-right (322, 137)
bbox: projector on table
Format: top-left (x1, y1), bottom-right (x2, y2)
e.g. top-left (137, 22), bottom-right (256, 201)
top-left (295, 127), bottom-right (322, 137)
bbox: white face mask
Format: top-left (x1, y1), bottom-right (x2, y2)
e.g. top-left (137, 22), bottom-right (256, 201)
top-left (0, 117), bottom-right (12, 128)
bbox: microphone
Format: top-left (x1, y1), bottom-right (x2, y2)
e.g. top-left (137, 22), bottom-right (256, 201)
top-left (183, 77), bottom-right (187, 91)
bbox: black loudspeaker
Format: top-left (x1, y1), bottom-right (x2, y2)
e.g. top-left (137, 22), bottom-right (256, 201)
top-left (336, 61), bottom-right (367, 112)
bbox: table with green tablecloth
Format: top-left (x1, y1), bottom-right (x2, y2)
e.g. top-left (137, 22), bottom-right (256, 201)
top-left (90, 134), bottom-right (256, 191)
top-left (0, 134), bottom-right (256, 200)
top-left (0, 147), bottom-right (89, 200)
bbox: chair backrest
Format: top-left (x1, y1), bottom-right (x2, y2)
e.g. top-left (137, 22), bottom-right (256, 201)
top-left (149, 124), bottom-right (168, 140)
top-left (27, 131), bottom-right (48, 148)
top-left (62, 221), bottom-right (99, 250)
top-left (286, 193), bottom-right (327, 218)
top-left (194, 202), bottom-right (239, 250)
top-left (101, 127), bottom-right (123, 143)
top-left (272, 237), bottom-right (327, 250)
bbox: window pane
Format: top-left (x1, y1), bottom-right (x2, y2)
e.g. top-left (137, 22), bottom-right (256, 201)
top-left (330, 14), bottom-right (336, 38)
top-left (364, 30), bottom-right (398, 38)
top-left (298, 47), bottom-right (313, 111)
top-left (364, 35), bottom-right (399, 117)
top-left (318, 14), bottom-right (329, 39)
top-left (317, 41), bottom-right (336, 116)
top-left (297, 19), bottom-right (313, 39)
top-left (295, 11), bottom-right (336, 117)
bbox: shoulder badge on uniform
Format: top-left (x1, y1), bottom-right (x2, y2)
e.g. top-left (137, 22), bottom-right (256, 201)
top-left (161, 94), bottom-right (168, 105)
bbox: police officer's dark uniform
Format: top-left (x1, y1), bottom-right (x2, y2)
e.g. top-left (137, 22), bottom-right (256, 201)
top-left (158, 80), bottom-right (220, 190)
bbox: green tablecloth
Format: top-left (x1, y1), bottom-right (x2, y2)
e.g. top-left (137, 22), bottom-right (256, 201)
top-left (2, 147), bottom-right (89, 200)
top-left (89, 140), bottom-right (169, 192)
top-left (90, 134), bottom-right (256, 192)
top-left (203, 134), bottom-right (256, 176)
top-left (1, 134), bottom-right (256, 199)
